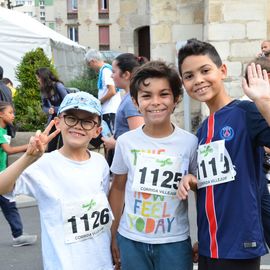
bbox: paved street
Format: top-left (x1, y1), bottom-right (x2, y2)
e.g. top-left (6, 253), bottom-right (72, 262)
top-left (0, 194), bottom-right (269, 269)
top-left (0, 205), bottom-right (42, 270)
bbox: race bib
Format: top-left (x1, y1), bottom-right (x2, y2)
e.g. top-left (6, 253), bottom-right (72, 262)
top-left (132, 153), bottom-right (184, 197)
top-left (62, 193), bottom-right (113, 244)
top-left (197, 140), bottom-right (236, 189)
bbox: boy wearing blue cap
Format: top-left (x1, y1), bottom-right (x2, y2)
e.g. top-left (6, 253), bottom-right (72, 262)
top-left (0, 92), bottom-right (114, 270)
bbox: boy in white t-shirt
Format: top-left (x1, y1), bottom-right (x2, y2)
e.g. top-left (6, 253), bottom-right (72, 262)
top-left (0, 92), bottom-right (114, 270)
top-left (109, 61), bottom-right (198, 270)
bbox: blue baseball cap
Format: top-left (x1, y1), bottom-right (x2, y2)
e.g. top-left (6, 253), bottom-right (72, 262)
top-left (58, 92), bottom-right (102, 116)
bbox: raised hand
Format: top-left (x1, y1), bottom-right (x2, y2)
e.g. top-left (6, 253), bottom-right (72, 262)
top-left (242, 63), bottom-right (270, 102)
top-left (242, 63), bottom-right (270, 126)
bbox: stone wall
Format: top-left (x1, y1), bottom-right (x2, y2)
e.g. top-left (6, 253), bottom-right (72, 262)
top-left (200, 0), bottom-right (268, 118)
top-left (150, 0), bottom-right (269, 127)
top-left (118, 0), bottom-right (150, 53)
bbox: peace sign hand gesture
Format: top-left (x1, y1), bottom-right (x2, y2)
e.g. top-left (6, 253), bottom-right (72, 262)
top-left (26, 120), bottom-right (60, 158)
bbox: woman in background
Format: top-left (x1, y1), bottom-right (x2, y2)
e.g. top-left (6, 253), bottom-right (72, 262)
top-left (101, 53), bottom-right (146, 151)
top-left (36, 67), bottom-right (68, 152)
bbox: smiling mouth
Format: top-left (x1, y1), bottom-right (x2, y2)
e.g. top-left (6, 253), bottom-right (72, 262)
top-left (69, 131), bottom-right (85, 137)
top-left (148, 108), bottom-right (166, 113)
top-left (194, 86), bottom-right (209, 94)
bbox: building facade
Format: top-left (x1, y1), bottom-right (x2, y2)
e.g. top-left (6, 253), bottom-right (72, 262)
top-left (1, 0), bottom-right (270, 129)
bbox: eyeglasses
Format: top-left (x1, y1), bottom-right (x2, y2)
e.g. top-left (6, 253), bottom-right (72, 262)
top-left (62, 115), bottom-right (98, 131)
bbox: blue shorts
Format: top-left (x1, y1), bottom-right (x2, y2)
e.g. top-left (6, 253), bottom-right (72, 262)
top-left (116, 233), bottom-right (193, 270)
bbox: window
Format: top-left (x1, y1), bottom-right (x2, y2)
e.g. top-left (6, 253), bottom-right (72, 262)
top-left (40, 11), bottom-right (45, 18)
top-left (68, 26), bottom-right (78, 42)
top-left (71, 0), bottom-right (77, 10)
top-left (99, 25), bottom-right (110, 50)
top-left (40, 0), bottom-right (44, 6)
top-left (98, 0), bottom-right (109, 18)
top-left (99, 0), bottom-right (108, 10)
top-left (16, 0), bottom-right (25, 5)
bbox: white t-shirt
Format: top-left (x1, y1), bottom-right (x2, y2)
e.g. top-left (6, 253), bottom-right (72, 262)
top-left (98, 67), bottom-right (121, 114)
top-left (110, 125), bottom-right (198, 244)
top-left (14, 151), bottom-right (113, 270)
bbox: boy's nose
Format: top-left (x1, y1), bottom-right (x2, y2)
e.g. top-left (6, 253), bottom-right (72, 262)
top-left (74, 120), bottom-right (84, 130)
top-left (151, 95), bottom-right (161, 105)
top-left (194, 74), bottom-right (204, 85)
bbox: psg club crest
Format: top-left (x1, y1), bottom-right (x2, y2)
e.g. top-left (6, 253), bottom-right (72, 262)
top-left (220, 126), bottom-right (234, 141)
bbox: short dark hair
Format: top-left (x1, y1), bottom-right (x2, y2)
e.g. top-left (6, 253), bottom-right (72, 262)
top-left (130, 60), bottom-right (183, 104)
top-left (0, 66), bottom-right (3, 80)
top-left (178, 39), bottom-right (222, 76)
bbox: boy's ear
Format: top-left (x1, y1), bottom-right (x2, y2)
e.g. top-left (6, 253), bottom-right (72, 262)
top-left (54, 117), bottom-right (61, 129)
top-left (92, 125), bottom-right (102, 139)
top-left (220, 64), bottom-right (227, 80)
top-left (131, 97), bottom-right (140, 113)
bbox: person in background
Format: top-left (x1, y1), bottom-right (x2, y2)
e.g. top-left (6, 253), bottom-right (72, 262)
top-left (0, 101), bottom-right (37, 247)
top-left (243, 56), bottom-right (270, 249)
top-left (85, 49), bottom-right (121, 134)
top-left (0, 66), bottom-right (12, 103)
top-left (258, 40), bottom-right (270, 59)
top-left (101, 53), bottom-right (146, 151)
top-left (85, 49), bottom-right (121, 165)
top-left (0, 66), bottom-right (15, 138)
top-left (2, 78), bottom-right (16, 98)
top-left (36, 67), bottom-right (68, 152)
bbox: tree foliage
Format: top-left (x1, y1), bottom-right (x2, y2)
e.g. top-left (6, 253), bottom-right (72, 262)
top-left (13, 48), bottom-right (56, 131)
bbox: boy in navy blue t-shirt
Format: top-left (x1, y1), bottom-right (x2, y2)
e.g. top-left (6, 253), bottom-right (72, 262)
top-left (177, 39), bottom-right (270, 270)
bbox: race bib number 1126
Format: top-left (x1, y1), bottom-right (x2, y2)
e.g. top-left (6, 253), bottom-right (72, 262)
top-left (62, 193), bottom-right (113, 244)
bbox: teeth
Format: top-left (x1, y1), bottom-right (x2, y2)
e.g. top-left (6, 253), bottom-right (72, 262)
top-left (196, 86), bottom-right (208, 93)
top-left (71, 132), bottom-right (83, 136)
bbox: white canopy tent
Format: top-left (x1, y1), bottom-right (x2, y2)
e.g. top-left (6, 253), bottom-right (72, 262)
top-left (0, 7), bottom-right (86, 86)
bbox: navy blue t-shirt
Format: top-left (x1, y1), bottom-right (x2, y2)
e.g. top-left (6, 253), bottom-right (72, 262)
top-left (196, 100), bottom-right (269, 259)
